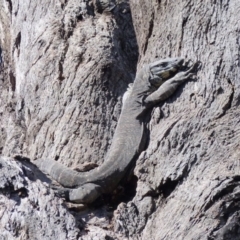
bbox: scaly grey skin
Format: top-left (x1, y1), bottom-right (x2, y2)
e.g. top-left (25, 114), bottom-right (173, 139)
top-left (35, 58), bottom-right (196, 204)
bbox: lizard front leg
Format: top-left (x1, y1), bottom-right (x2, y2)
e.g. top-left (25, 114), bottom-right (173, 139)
top-left (144, 63), bottom-right (196, 105)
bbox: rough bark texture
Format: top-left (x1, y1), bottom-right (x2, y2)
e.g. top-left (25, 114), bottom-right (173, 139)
top-left (0, 156), bottom-right (81, 239)
top-left (1, 0), bottom-right (240, 239)
top-left (0, 0), bottom-right (138, 165)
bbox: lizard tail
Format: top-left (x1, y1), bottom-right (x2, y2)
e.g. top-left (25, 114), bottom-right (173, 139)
top-left (34, 158), bottom-right (84, 188)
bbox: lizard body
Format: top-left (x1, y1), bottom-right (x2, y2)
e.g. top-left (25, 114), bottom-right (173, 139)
top-left (35, 58), bottom-right (196, 204)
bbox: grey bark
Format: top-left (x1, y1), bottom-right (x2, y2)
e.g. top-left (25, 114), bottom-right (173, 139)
top-left (0, 0), bottom-right (240, 239)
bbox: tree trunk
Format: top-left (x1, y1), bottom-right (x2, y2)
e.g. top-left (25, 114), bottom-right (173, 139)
top-left (0, 0), bottom-right (240, 239)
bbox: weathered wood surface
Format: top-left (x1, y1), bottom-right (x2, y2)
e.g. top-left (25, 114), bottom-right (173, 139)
top-left (0, 0), bottom-right (240, 239)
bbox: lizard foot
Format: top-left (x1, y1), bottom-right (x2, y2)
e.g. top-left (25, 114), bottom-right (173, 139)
top-left (168, 61), bottom-right (197, 83)
top-left (69, 183), bottom-right (102, 204)
top-left (51, 185), bottom-right (70, 199)
top-left (51, 183), bottom-right (102, 204)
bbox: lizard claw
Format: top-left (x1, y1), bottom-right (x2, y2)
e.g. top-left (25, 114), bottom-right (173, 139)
top-left (51, 185), bottom-right (70, 199)
top-left (182, 59), bottom-right (193, 68)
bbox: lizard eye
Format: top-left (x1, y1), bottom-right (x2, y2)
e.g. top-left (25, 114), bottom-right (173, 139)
top-left (161, 63), bottom-right (168, 67)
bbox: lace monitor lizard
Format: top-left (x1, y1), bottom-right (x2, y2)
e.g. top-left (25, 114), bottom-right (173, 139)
top-left (35, 58), bottom-right (196, 204)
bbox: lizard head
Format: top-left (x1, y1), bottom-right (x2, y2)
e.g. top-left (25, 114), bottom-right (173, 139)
top-left (123, 58), bottom-right (186, 105)
top-left (148, 58), bottom-right (184, 87)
